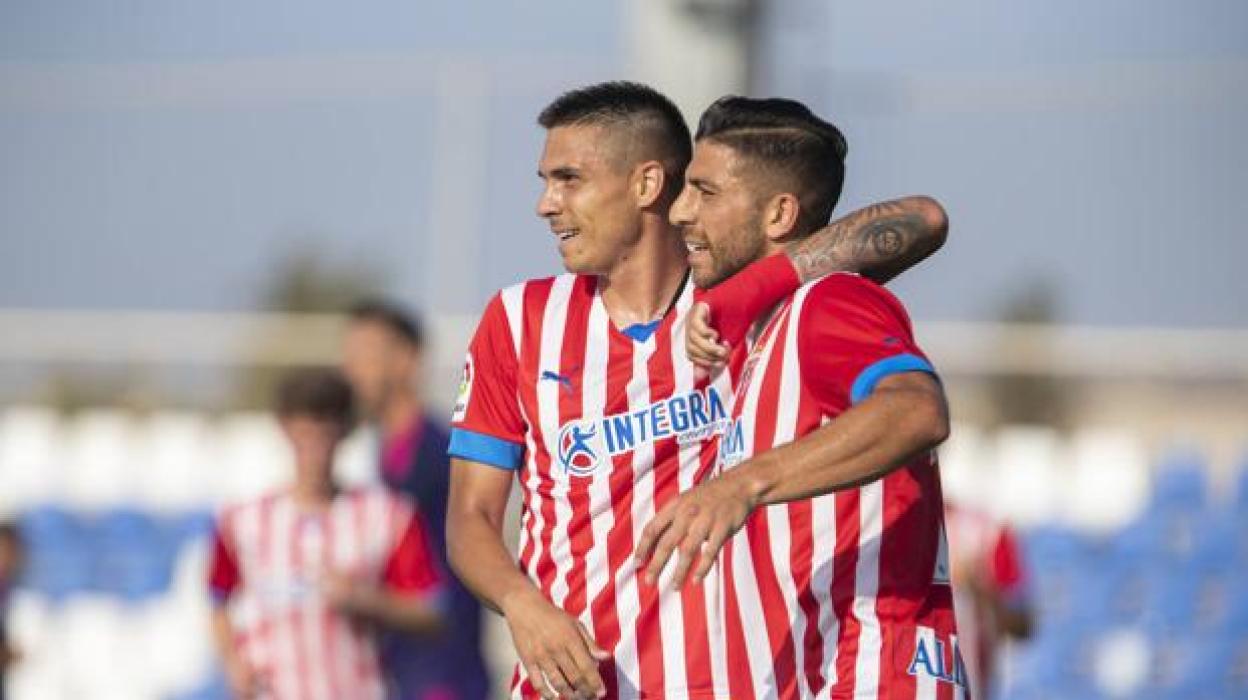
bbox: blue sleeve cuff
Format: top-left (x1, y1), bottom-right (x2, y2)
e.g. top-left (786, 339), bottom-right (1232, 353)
top-left (449, 428), bottom-right (524, 470)
top-left (850, 353), bottom-right (936, 404)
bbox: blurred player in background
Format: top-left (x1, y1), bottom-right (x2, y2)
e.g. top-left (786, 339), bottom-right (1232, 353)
top-left (636, 96), bottom-right (960, 698)
top-left (447, 81), bottom-right (949, 700)
top-left (208, 368), bottom-right (445, 700)
top-left (945, 501), bottom-right (1033, 699)
top-left (0, 522), bottom-right (22, 700)
top-left (343, 300), bottom-right (491, 700)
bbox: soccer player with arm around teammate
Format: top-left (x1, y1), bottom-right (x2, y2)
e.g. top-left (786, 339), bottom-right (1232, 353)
top-left (445, 82), bottom-right (949, 700)
top-left (636, 97), bottom-right (961, 699)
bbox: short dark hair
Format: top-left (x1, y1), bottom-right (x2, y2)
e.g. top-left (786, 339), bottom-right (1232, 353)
top-left (538, 81), bottom-right (692, 198)
top-left (348, 298), bottom-right (424, 348)
top-left (275, 367), bottom-right (356, 427)
top-left (696, 96), bottom-right (848, 232)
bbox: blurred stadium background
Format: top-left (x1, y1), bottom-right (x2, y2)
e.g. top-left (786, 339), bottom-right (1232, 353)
top-left (2, 1), bottom-right (1246, 698)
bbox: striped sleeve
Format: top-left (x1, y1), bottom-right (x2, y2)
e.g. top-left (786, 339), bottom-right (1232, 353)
top-left (449, 291), bottom-right (526, 469)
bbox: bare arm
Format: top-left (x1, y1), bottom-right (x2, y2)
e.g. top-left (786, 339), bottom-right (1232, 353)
top-left (448, 458), bottom-right (608, 700)
top-left (686, 196), bottom-right (948, 369)
top-left (212, 605), bottom-right (262, 699)
top-left (324, 579), bottom-right (445, 635)
top-left (636, 372), bottom-right (949, 587)
top-left (787, 195), bottom-right (948, 285)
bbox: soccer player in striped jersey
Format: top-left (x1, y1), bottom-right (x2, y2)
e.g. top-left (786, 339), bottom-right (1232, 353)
top-left (446, 82), bottom-right (949, 700)
top-left (636, 96), bottom-right (963, 699)
top-left (208, 369), bottom-right (446, 700)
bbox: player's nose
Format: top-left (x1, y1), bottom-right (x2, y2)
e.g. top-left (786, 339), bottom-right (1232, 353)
top-left (536, 184), bottom-right (560, 218)
top-left (669, 185), bottom-right (695, 226)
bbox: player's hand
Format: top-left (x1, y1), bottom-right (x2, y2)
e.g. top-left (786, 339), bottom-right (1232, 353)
top-left (686, 302), bottom-right (731, 376)
top-left (634, 472), bottom-right (756, 590)
top-left (321, 570), bottom-right (361, 612)
top-left (501, 586), bottom-right (610, 699)
top-left (224, 656), bottom-right (265, 699)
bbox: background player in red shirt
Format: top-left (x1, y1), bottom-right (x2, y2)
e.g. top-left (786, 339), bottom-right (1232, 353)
top-left (945, 501), bottom-right (1033, 699)
top-left (636, 97), bottom-right (957, 698)
top-left (447, 82), bottom-right (949, 700)
top-left (208, 369), bottom-right (446, 700)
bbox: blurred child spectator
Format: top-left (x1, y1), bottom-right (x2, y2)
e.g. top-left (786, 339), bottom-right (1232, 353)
top-left (208, 368), bottom-right (445, 699)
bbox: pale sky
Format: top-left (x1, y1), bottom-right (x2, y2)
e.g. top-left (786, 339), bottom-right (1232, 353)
top-left (2, 0), bottom-right (1245, 327)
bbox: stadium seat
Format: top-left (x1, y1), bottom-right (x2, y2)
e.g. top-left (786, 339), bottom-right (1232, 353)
top-left (990, 426), bottom-right (1065, 527)
top-left (1089, 627), bottom-right (1152, 698)
top-left (1149, 449), bottom-right (1208, 515)
top-left (61, 409), bottom-right (141, 510)
top-left (213, 412), bottom-right (292, 504)
top-left (133, 411), bottom-right (214, 513)
top-left (1163, 635), bottom-right (1247, 699)
top-left (19, 506), bottom-right (93, 601)
top-left (94, 509), bottom-right (174, 601)
top-left (0, 405), bottom-right (64, 515)
top-left (1140, 566), bottom-right (1204, 636)
top-left (1063, 428), bottom-right (1149, 533)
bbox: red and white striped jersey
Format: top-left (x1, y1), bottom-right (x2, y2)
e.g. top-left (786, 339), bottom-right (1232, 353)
top-left (716, 273), bottom-right (966, 700)
top-left (944, 503), bottom-right (1029, 699)
top-left (450, 273), bottom-right (736, 699)
top-left (208, 487), bottom-right (443, 700)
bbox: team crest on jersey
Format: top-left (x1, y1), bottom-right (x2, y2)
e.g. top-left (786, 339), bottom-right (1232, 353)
top-left (557, 420), bottom-right (604, 477)
top-left (451, 353), bottom-right (474, 422)
top-left (553, 386), bottom-right (730, 477)
top-left (907, 634), bottom-right (969, 689)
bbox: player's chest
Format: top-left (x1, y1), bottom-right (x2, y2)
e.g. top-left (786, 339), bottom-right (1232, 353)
top-left (233, 504), bottom-right (391, 595)
top-left (515, 341), bottom-right (731, 481)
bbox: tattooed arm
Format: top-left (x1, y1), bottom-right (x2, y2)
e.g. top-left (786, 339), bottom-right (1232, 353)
top-left (685, 196), bottom-right (948, 369)
top-left (787, 195), bottom-right (948, 284)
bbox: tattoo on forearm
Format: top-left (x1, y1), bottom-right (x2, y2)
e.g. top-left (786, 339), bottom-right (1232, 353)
top-left (786, 198), bottom-right (944, 284)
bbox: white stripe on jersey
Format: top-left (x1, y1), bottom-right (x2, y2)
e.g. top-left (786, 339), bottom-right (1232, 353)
top-left (852, 481), bottom-right (884, 700)
top-left (914, 626), bottom-right (939, 700)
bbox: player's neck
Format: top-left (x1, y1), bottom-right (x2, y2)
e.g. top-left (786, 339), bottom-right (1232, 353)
top-left (291, 475), bottom-right (337, 509)
top-left (598, 218), bottom-right (688, 327)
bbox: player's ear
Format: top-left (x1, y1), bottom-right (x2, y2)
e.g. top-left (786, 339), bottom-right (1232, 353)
top-left (762, 192), bottom-right (802, 243)
top-left (634, 160), bottom-right (666, 209)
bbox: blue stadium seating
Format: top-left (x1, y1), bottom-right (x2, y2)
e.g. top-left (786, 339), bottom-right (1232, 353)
top-left (94, 509), bottom-right (173, 601)
top-left (18, 506), bottom-right (93, 602)
top-left (1149, 451), bottom-right (1208, 514)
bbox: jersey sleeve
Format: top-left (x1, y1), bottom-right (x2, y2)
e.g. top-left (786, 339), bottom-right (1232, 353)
top-left (797, 274), bottom-right (937, 412)
top-left (989, 525), bottom-right (1030, 607)
top-left (381, 501), bottom-right (444, 600)
top-left (207, 518), bottom-right (241, 605)
top-left (448, 292), bottom-right (526, 470)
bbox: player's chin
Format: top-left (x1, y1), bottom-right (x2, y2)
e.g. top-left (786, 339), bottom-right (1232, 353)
top-left (690, 263), bottom-right (724, 290)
